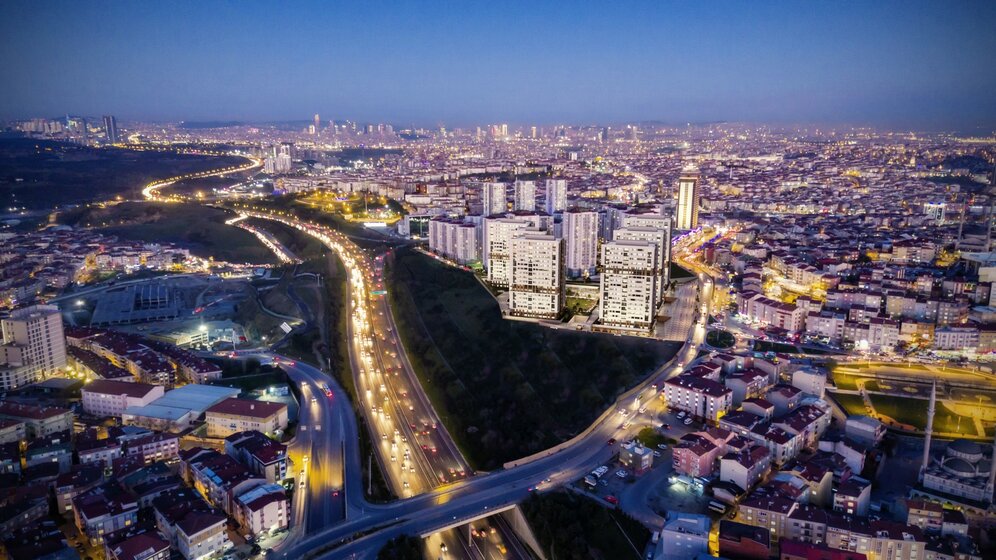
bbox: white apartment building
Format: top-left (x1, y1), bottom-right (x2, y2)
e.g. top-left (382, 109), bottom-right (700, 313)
top-left (663, 375), bottom-right (733, 423)
top-left (675, 171), bottom-right (700, 230)
top-left (562, 210), bottom-right (599, 278)
top-left (81, 380), bottom-right (164, 417)
top-left (598, 240), bottom-right (659, 332)
top-left (509, 233), bottom-right (564, 319)
top-left (482, 182), bottom-right (507, 217)
top-left (428, 217), bottom-right (479, 264)
top-left (738, 292), bottom-right (807, 333)
top-left (484, 217), bottom-right (533, 287)
top-left (545, 179), bottom-right (567, 214)
top-left (615, 222), bottom-right (671, 299)
top-left (513, 180), bottom-right (536, 212)
top-left (933, 326), bottom-right (979, 351)
top-left (0, 304), bottom-right (67, 388)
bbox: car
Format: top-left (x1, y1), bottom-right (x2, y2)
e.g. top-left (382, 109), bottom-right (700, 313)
top-left (607, 438), bottom-right (616, 445)
top-left (657, 443), bottom-right (668, 450)
top-left (605, 495), bottom-right (618, 504)
top-left (684, 417), bottom-right (693, 425)
top-left (332, 489), bottom-right (340, 497)
top-left (615, 470), bottom-right (627, 478)
top-left (653, 450), bottom-right (661, 457)
top-left (676, 411), bottom-right (687, 419)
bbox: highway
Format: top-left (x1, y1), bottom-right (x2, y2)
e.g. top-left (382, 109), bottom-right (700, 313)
top-left (268, 277), bottom-right (713, 559)
top-left (240, 209), bottom-right (517, 558)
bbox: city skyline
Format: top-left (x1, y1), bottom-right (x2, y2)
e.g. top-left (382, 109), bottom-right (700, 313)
top-left (2, 1), bottom-right (996, 130)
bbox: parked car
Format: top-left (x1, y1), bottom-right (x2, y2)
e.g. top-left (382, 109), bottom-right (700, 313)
top-left (605, 495), bottom-right (619, 504)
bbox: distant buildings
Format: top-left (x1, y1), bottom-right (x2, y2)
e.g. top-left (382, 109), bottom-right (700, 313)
top-left (428, 217), bottom-right (479, 264)
top-left (103, 115), bottom-right (119, 144)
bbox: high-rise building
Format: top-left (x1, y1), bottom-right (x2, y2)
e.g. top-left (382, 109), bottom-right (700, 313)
top-left (530, 126), bottom-right (537, 139)
top-left (545, 179), bottom-right (567, 214)
top-left (513, 180), bottom-right (537, 212)
top-left (0, 305), bottom-right (66, 389)
top-left (428, 217), bottom-right (479, 264)
top-left (483, 182), bottom-right (507, 217)
top-left (313, 113), bottom-right (321, 135)
top-left (614, 225), bottom-right (670, 304)
top-left (102, 115), bottom-right (118, 144)
top-left (675, 170), bottom-right (701, 230)
top-left (599, 239), bottom-right (660, 332)
top-left (562, 210), bottom-right (599, 278)
top-left (509, 233), bottom-right (564, 319)
top-left (484, 217), bottom-right (533, 287)
top-left (620, 213), bottom-right (673, 289)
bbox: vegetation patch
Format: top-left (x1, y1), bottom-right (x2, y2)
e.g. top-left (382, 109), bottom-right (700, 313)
top-left (522, 492), bottom-right (650, 560)
top-left (58, 201), bottom-right (277, 264)
top-left (387, 247), bottom-right (680, 469)
top-left (705, 329), bottom-right (735, 349)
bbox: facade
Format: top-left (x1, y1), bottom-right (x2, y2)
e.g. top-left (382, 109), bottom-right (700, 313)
top-left (513, 180), bottom-right (536, 211)
top-left (619, 441), bottom-right (653, 475)
top-left (508, 234), bottom-right (565, 319)
top-left (663, 375), bottom-right (733, 422)
top-left (0, 304), bottom-right (67, 388)
top-left (482, 182), bottom-right (507, 217)
top-left (82, 380), bottom-right (165, 417)
top-left (204, 399), bottom-right (288, 439)
top-left (484, 217), bottom-right (532, 287)
top-left (73, 483), bottom-right (140, 546)
top-left (598, 239), bottom-right (659, 332)
top-left (675, 171), bottom-right (700, 230)
top-left (225, 430), bottom-right (288, 483)
top-left (428, 217), bottom-right (479, 264)
top-left (615, 222), bottom-right (671, 298)
top-left (720, 445), bottom-right (772, 491)
top-left (562, 210), bottom-right (599, 278)
top-left (234, 483), bottom-right (289, 536)
top-left (658, 512), bottom-right (710, 560)
top-left (0, 401), bottom-right (73, 439)
top-left (545, 179), bottom-right (567, 214)
top-left (920, 439), bottom-right (995, 504)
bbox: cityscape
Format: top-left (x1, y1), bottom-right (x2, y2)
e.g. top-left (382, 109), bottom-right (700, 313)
top-left (1, 2), bottom-right (996, 560)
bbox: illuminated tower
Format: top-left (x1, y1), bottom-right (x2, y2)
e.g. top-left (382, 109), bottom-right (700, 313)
top-left (675, 169), bottom-right (700, 230)
top-left (313, 114), bottom-right (321, 136)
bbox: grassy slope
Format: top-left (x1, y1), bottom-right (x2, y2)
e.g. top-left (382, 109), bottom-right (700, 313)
top-left (388, 246), bottom-right (680, 469)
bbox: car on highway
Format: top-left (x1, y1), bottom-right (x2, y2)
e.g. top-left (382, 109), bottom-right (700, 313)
top-left (605, 495), bottom-right (618, 505)
top-left (607, 438), bottom-right (616, 445)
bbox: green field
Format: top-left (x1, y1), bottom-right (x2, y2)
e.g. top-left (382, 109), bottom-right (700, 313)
top-left (869, 394), bottom-right (975, 435)
top-left (58, 202), bottom-right (277, 264)
top-left (388, 247), bottom-right (680, 469)
top-left (830, 392), bottom-right (868, 416)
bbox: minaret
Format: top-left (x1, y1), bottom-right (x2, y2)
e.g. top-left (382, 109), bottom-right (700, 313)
top-left (920, 380), bottom-right (936, 483)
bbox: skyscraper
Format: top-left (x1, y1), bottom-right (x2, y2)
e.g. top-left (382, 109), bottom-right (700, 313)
top-left (621, 213), bottom-right (673, 290)
top-left (313, 113), bottom-right (321, 135)
top-left (513, 180), bottom-right (537, 212)
top-left (102, 115), bottom-right (118, 144)
top-left (545, 179), bottom-right (567, 215)
top-left (675, 170), bottom-right (700, 230)
top-left (509, 233), bottom-right (564, 319)
top-left (562, 210), bottom-right (599, 278)
top-left (483, 182), bottom-right (507, 217)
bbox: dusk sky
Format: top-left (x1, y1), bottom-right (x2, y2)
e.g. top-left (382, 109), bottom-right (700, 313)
top-left (2, 1), bottom-right (995, 129)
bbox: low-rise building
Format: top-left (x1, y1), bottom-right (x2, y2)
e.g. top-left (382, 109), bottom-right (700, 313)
top-left (204, 399), bottom-right (288, 439)
top-left (720, 445), bottom-right (771, 491)
top-left (658, 512), bottom-right (710, 560)
top-left (0, 401), bottom-right (73, 439)
top-left (663, 375), bottom-right (733, 422)
top-left (73, 482), bottom-right (139, 546)
top-left (82, 380), bottom-right (164, 418)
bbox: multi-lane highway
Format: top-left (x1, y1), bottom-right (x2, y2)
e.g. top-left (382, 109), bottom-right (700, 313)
top-left (235, 207), bottom-right (710, 559)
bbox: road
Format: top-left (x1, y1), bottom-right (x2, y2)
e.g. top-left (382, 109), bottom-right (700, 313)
top-left (267, 275), bottom-right (713, 559)
top-left (240, 209), bottom-right (517, 558)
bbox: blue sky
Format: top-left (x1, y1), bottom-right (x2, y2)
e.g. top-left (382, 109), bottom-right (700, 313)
top-left (2, 1), bottom-right (995, 129)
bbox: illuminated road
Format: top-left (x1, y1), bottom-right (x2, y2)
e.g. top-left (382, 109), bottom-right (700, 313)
top-left (140, 153), bottom-right (262, 201)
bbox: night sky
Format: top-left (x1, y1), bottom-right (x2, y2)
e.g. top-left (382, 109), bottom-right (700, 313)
top-left (2, 1), bottom-right (995, 129)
